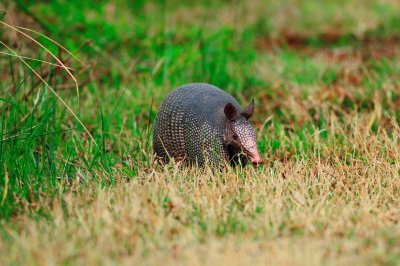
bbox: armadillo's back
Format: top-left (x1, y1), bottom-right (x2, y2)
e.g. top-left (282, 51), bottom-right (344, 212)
top-left (153, 83), bottom-right (242, 165)
top-left (152, 85), bottom-right (188, 161)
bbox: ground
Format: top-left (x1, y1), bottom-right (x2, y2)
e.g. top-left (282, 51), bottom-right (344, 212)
top-left (0, 0), bottom-right (399, 265)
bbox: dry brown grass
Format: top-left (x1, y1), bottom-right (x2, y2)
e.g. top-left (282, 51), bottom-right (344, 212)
top-left (1, 113), bottom-right (399, 265)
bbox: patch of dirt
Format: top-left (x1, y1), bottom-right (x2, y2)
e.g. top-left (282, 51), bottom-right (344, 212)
top-left (255, 30), bottom-right (400, 61)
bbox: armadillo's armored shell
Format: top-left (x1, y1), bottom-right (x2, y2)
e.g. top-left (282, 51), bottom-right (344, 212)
top-left (153, 83), bottom-right (243, 166)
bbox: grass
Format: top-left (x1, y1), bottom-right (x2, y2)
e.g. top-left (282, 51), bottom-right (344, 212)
top-left (1, 0), bottom-right (400, 265)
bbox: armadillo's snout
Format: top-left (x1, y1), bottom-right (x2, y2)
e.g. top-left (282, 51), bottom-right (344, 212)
top-left (245, 144), bottom-right (262, 164)
top-left (250, 153), bottom-right (262, 164)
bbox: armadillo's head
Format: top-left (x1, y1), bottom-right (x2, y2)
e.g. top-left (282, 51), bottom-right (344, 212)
top-left (223, 99), bottom-right (261, 165)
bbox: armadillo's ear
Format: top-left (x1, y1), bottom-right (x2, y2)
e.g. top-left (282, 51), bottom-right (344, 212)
top-left (241, 99), bottom-right (254, 120)
top-left (224, 103), bottom-right (238, 121)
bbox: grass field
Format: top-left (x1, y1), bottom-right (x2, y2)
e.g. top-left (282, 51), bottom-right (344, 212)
top-left (1, 0), bottom-right (400, 265)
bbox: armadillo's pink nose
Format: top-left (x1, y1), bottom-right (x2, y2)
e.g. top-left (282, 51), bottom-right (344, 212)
top-left (250, 153), bottom-right (262, 164)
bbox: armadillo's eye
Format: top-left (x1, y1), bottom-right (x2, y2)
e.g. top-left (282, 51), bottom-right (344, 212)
top-left (232, 134), bottom-right (239, 140)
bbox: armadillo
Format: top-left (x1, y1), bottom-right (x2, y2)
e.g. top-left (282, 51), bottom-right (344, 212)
top-left (152, 83), bottom-right (261, 166)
